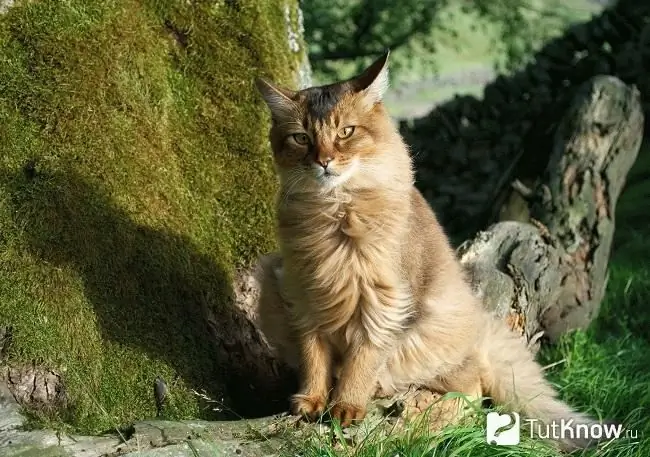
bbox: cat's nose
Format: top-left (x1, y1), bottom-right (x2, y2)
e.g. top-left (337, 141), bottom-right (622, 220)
top-left (316, 157), bottom-right (333, 169)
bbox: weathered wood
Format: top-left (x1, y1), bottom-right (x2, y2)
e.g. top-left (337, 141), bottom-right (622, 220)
top-left (460, 75), bottom-right (643, 345)
top-left (457, 221), bottom-right (561, 352)
top-left (533, 75), bottom-right (644, 340)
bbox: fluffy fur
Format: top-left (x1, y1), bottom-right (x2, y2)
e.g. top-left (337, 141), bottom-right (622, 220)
top-left (254, 51), bottom-right (599, 451)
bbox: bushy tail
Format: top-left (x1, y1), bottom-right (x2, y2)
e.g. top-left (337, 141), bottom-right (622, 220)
top-left (480, 318), bottom-right (602, 451)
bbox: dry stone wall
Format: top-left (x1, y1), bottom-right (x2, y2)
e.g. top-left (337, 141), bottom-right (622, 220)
top-left (402, 0), bottom-right (650, 240)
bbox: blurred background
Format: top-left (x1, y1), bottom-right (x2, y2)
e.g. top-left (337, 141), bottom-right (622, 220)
top-left (303, 0), bottom-right (611, 119)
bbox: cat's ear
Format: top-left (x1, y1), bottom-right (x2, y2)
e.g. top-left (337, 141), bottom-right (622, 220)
top-left (255, 77), bottom-right (297, 119)
top-left (351, 50), bottom-right (390, 104)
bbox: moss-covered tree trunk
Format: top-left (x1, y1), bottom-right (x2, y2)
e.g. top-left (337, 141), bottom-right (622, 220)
top-left (0, 0), bottom-right (307, 433)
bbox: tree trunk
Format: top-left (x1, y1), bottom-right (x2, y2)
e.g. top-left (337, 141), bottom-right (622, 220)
top-left (459, 75), bottom-right (643, 345)
top-left (0, 0), bottom-right (309, 427)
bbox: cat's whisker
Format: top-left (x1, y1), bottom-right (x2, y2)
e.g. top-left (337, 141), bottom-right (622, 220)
top-left (279, 178), bottom-right (297, 204)
top-left (279, 170), bottom-right (307, 204)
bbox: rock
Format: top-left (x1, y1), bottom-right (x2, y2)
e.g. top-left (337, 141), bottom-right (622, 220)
top-left (1, 378), bottom-right (289, 457)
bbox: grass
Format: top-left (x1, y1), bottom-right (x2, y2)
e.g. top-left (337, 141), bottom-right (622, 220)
top-left (0, 0), bottom-right (303, 434)
top-left (277, 150), bottom-right (650, 455)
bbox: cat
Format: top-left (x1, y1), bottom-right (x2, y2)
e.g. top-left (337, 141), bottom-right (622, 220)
top-left (254, 51), bottom-right (600, 451)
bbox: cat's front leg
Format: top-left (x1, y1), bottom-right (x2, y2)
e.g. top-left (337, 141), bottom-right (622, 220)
top-left (291, 331), bottom-right (332, 421)
top-left (329, 340), bottom-right (386, 426)
top-left (330, 282), bottom-right (409, 426)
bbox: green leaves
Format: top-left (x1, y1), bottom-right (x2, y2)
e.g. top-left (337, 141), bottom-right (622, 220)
top-left (303, 0), bottom-right (598, 85)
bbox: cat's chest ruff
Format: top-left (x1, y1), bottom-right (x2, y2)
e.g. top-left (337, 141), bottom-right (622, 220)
top-left (280, 197), bottom-right (404, 335)
top-left (279, 191), bottom-right (395, 276)
top-left (283, 200), bottom-right (359, 240)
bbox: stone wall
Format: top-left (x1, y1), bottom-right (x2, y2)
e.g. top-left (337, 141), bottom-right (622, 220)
top-left (402, 0), bottom-right (650, 240)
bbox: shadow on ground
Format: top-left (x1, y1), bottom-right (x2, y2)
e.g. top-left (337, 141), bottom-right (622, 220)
top-left (3, 165), bottom-right (294, 422)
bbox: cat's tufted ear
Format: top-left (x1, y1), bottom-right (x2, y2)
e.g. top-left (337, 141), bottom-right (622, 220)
top-left (255, 77), bottom-right (297, 119)
top-left (350, 50), bottom-right (390, 104)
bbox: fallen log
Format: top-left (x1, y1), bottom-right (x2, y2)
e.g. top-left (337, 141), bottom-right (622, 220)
top-left (461, 75), bottom-right (643, 346)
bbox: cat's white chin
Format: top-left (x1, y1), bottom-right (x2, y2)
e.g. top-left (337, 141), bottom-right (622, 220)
top-left (314, 159), bottom-right (360, 190)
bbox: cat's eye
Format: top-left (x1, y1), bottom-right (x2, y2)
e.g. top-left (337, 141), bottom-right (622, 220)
top-left (337, 126), bottom-right (355, 139)
top-left (292, 133), bottom-right (310, 145)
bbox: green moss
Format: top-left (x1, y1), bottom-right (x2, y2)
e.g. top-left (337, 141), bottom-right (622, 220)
top-left (0, 0), bottom-right (303, 434)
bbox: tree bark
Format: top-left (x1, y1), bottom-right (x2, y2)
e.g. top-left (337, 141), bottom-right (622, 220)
top-left (459, 75), bottom-right (643, 345)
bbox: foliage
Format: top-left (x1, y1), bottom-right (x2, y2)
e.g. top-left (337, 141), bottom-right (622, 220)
top-left (302, 0), bottom-right (600, 84)
top-left (0, 0), bottom-right (299, 434)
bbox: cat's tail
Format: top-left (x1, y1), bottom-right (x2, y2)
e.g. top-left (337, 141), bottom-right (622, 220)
top-left (479, 317), bottom-right (605, 451)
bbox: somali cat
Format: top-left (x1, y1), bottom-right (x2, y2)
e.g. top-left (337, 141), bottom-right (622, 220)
top-left (254, 52), bottom-right (600, 451)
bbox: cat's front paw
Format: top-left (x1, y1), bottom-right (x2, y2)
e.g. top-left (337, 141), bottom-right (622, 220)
top-left (291, 393), bottom-right (327, 421)
top-left (330, 401), bottom-right (366, 427)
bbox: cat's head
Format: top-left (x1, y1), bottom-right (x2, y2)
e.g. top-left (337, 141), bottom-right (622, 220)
top-left (255, 51), bottom-right (405, 192)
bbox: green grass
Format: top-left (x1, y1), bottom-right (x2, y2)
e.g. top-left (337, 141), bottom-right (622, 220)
top-left (0, 0), bottom-right (302, 434)
top-left (282, 150), bottom-right (650, 455)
